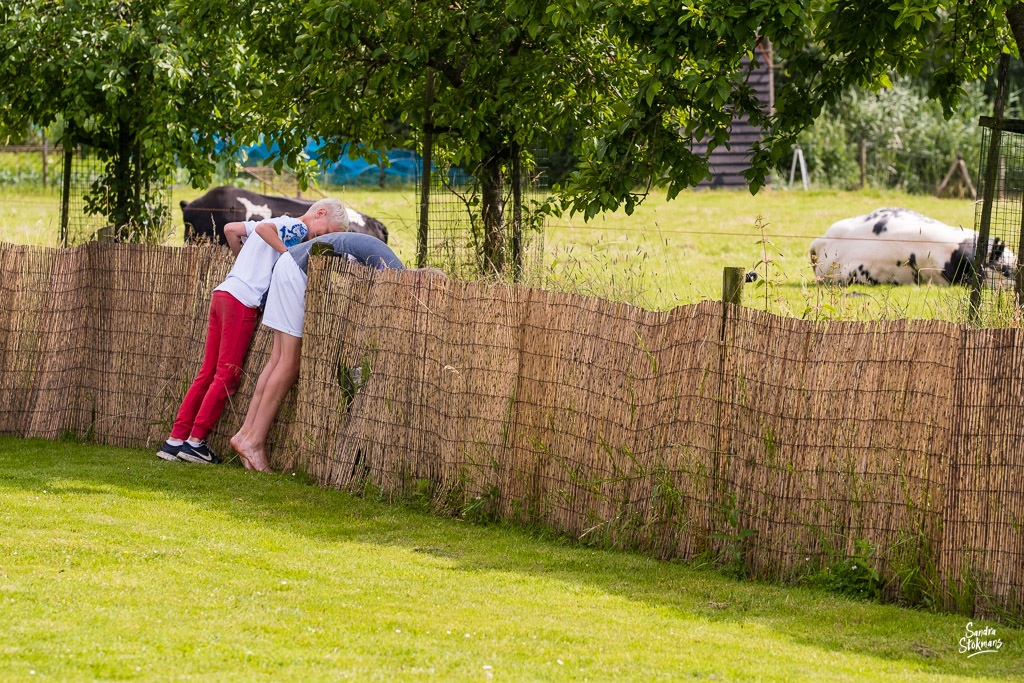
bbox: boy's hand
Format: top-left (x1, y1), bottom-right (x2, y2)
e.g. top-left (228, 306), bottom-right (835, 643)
top-left (255, 221), bottom-right (288, 254)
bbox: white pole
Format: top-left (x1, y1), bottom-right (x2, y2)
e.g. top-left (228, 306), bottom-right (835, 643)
top-left (798, 149), bottom-right (809, 191)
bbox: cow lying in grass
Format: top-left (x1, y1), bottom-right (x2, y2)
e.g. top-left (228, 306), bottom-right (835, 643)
top-left (809, 208), bottom-right (1016, 286)
top-left (180, 186), bottom-right (388, 246)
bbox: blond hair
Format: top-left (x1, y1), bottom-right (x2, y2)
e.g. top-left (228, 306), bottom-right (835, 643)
top-left (308, 198), bottom-right (349, 231)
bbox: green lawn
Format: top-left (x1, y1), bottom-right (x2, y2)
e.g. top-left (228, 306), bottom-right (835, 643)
top-left (1, 436), bottom-right (1021, 681)
top-left (0, 183), bottom-right (994, 321)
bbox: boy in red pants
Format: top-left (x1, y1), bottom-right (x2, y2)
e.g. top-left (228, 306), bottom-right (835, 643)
top-left (157, 198), bottom-right (349, 464)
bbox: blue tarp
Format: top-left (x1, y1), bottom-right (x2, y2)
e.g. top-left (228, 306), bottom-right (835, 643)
top-left (234, 140), bottom-right (420, 185)
top-left (212, 138), bottom-right (474, 185)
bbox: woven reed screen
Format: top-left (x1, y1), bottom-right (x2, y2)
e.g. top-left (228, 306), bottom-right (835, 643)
top-left (1, 242), bottom-right (1022, 618)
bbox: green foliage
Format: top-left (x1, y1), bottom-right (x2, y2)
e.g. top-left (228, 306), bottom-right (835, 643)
top-left (4, 0), bottom-right (1010, 242)
top-left (0, 1), bottom-right (258, 240)
top-left (406, 477), bottom-right (437, 513)
top-left (806, 539), bottom-right (885, 601)
top-left (887, 530), bottom-right (941, 610)
top-left (460, 484), bottom-right (502, 524)
top-left (558, 0), bottom-right (1015, 210)
top-left (792, 78), bottom-right (990, 193)
top-left (180, 0), bottom-right (628, 272)
top-left (204, 0), bottom-right (586, 171)
top-left (708, 493), bottom-right (758, 579)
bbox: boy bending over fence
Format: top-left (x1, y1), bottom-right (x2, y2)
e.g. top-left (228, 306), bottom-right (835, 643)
top-left (157, 199), bottom-right (349, 465)
top-left (231, 232), bottom-right (447, 472)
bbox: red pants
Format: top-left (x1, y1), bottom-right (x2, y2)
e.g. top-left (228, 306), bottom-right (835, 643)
top-left (171, 291), bottom-right (259, 440)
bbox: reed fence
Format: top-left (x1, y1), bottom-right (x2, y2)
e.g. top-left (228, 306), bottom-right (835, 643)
top-left (1, 242), bottom-right (1022, 619)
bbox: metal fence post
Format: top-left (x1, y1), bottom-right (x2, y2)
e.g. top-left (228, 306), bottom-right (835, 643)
top-left (417, 71), bottom-right (435, 269)
top-left (60, 145), bottom-right (72, 247)
top-left (971, 53), bottom-right (1010, 321)
top-left (41, 132), bottom-right (48, 189)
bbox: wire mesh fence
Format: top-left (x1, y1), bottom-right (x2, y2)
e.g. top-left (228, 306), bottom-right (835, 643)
top-left (0, 145), bottom-right (177, 246)
top-left (62, 147), bottom-right (108, 244)
top-left (414, 155), bottom-right (546, 280)
top-left (1, 241), bottom-right (1022, 619)
top-left (973, 118), bottom-right (1024, 321)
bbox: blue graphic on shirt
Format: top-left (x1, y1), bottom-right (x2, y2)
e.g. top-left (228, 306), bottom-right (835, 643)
top-left (279, 221), bottom-right (308, 248)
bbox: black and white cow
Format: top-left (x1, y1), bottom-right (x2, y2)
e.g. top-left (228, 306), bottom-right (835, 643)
top-left (180, 186), bottom-right (388, 245)
top-left (809, 208), bottom-right (1016, 286)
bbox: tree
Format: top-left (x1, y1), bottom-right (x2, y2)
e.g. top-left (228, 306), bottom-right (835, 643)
top-left (180, 0), bottom-right (635, 273)
top-left (0, 1), bottom-right (257, 240)
top-left (556, 0), bottom-right (1022, 214)
top-left (209, 2), bottom-right (1023, 225)
top-left (173, 0), bottom-right (1024, 264)
top-left (793, 77), bottom-right (991, 191)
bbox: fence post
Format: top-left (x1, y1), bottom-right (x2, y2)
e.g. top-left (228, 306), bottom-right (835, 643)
top-left (713, 265), bottom-right (745, 511)
top-left (41, 132), bottom-right (48, 189)
top-left (788, 148), bottom-right (809, 191)
top-left (722, 266), bottom-right (745, 306)
top-left (417, 71), bottom-right (435, 269)
top-left (971, 53), bottom-right (1010, 321)
top-left (858, 137), bottom-right (866, 189)
top-left (60, 145), bottom-right (72, 247)
top-left (511, 139), bottom-right (523, 281)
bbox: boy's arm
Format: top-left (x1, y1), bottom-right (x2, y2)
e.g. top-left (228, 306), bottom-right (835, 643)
top-left (255, 221), bottom-right (288, 254)
top-left (224, 222), bottom-right (247, 256)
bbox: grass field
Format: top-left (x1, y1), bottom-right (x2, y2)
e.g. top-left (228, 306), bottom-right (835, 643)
top-left (1, 436), bottom-right (1022, 681)
top-left (0, 183), bottom-right (991, 321)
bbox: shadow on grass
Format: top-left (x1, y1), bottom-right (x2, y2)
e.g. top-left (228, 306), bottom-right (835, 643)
top-left (1, 435), bottom-right (1020, 678)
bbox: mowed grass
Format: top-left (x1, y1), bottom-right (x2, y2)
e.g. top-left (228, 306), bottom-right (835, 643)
top-left (1, 436), bottom-right (1022, 681)
top-left (0, 183), bottom-right (987, 320)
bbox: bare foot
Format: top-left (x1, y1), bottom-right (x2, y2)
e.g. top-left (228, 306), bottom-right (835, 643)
top-left (232, 433), bottom-right (272, 472)
top-left (230, 432), bottom-right (254, 470)
top-left (247, 446), bottom-right (272, 473)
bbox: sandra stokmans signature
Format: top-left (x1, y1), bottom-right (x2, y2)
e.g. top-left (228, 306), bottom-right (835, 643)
top-left (959, 622), bottom-right (1003, 658)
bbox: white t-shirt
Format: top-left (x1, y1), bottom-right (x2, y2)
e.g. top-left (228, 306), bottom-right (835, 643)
top-left (213, 216), bottom-right (309, 308)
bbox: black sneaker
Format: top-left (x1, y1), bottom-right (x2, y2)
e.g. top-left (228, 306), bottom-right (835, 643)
top-left (178, 440), bottom-right (221, 465)
top-left (156, 440), bottom-right (183, 462)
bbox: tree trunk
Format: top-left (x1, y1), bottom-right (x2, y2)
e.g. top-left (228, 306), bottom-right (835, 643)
top-left (1007, 3), bottom-right (1024, 59)
top-left (511, 141), bottom-right (523, 281)
top-left (132, 137), bottom-right (142, 234)
top-left (480, 154), bottom-right (505, 275)
top-left (112, 120), bottom-right (133, 239)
